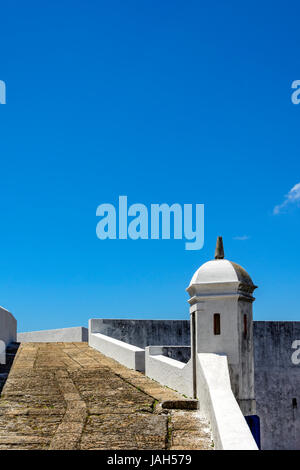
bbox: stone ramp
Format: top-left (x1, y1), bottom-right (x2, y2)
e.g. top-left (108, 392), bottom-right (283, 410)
top-left (0, 342), bottom-right (212, 450)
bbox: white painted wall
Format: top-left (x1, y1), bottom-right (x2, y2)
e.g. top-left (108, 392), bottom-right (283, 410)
top-left (190, 294), bottom-right (256, 415)
top-left (89, 332), bottom-right (145, 371)
top-left (145, 346), bottom-right (193, 398)
top-left (196, 353), bottom-right (258, 450)
top-left (0, 306), bottom-right (17, 364)
top-left (17, 326), bottom-right (88, 343)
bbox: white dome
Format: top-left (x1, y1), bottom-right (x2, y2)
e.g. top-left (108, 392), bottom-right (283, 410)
top-left (188, 259), bottom-right (255, 288)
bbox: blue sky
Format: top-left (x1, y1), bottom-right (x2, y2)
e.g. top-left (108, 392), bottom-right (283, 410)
top-left (0, 1), bottom-right (300, 332)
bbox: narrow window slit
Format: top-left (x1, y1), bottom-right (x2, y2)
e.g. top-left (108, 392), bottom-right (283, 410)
top-left (214, 313), bottom-right (221, 335)
top-left (244, 314), bottom-right (248, 339)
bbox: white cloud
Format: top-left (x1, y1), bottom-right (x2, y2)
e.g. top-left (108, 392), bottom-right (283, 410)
top-left (273, 182), bottom-right (300, 215)
top-left (233, 235), bottom-right (250, 241)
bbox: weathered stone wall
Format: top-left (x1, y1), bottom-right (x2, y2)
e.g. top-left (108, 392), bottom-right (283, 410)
top-left (53, 317), bottom-right (299, 449)
top-left (158, 346), bottom-right (191, 363)
top-left (93, 318), bottom-right (298, 449)
top-left (89, 319), bottom-right (190, 349)
top-left (253, 321), bottom-right (300, 450)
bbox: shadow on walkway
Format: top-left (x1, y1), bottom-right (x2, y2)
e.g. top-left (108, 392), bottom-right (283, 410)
top-left (0, 342), bottom-right (20, 394)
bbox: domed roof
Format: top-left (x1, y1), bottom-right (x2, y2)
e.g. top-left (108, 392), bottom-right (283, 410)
top-left (187, 237), bottom-right (256, 293)
top-left (188, 259), bottom-right (254, 287)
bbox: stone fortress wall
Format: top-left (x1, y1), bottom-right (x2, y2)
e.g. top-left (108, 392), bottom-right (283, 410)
top-left (16, 317), bottom-right (300, 449)
top-left (13, 318), bottom-right (300, 450)
top-left (88, 317), bottom-right (300, 450)
top-left (3, 238), bottom-right (300, 450)
top-left (254, 321), bottom-right (300, 450)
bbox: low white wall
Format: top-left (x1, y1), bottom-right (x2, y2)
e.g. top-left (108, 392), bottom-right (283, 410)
top-left (0, 306), bottom-right (17, 345)
top-left (145, 346), bottom-right (193, 397)
top-left (197, 353), bottom-right (258, 450)
top-left (0, 306), bottom-right (17, 364)
top-left (17, 326), bottom-right (88, 343)
top-left (89, 332), bottom-right (145, 372)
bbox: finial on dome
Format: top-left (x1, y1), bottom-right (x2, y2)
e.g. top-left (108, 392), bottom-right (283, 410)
top-left (215, 236), bottom-right (224, 259)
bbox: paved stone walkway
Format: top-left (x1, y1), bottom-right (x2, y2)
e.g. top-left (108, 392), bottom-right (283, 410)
top-left (0, 342), bottom-right (212, 450)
